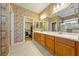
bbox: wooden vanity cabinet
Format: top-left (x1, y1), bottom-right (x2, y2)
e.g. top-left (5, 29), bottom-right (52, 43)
top-left (34, 32), bottom-right (76, 56)
top-left (75, 41), bottom-right (79, 56)
top-left (55, 37), bottom-right (75, 56)
top-left (45, 35), bottom-right (55, 53)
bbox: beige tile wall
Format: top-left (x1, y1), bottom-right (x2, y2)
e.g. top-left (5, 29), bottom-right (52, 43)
top-left (10, 4), bottom-right (39, 43)
top-left (0, 3), bottom-right (10, 56)
top-left (14, 14), bottom-right (24, 43)
top-left (10, 4), bottom-right (39, 20)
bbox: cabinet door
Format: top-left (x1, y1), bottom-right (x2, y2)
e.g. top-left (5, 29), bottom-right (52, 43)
top-left (46, 36), bottom-right (54, 52)
top-left (46, 36), bottom-right (51, 50)
top-left (76, 41), bottom-right (79, 56)
top-left (55, 41), bottom-right (63, 56)
top-left (55, 41), bottom-right (75, 56)
top-left (63, 44), bottom-right (75, 56)
top-left (41, 34), bottom-right (45, 46)
top-left (36, 33), bottom-right (39, 43)
top-left (37, 33), bottom-right (41, 43)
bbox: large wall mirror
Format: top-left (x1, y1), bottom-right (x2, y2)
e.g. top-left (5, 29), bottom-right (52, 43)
top-left (60, 17), bottom-right (79, 32)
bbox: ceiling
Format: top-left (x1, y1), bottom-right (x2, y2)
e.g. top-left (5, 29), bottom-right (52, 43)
top-left (15, 3), bottom-right (50, 13)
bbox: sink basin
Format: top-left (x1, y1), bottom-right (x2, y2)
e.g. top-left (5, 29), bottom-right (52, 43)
top-left (58, 32), bottom-right (63, 34)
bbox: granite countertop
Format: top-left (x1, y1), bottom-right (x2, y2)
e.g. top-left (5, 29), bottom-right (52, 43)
top-left (34, 31), bottom-right (79, 41)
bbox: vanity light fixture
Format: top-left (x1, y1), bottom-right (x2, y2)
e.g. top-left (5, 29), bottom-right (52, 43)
top-left (53, 3), bottom-right (65, 11)
top-left (40, 14), bottom-right (47, 20)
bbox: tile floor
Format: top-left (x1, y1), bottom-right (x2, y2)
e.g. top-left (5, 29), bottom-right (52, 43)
top-left (8, 38), bottom-right (53, 56)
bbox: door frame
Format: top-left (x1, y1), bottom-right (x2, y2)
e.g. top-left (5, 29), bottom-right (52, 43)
top-left (24, 16), bottom-right (34, 40)
top-left (10, 8), bottom-right (15, 46)
top-left (10, 8), bottom-right (26, 46)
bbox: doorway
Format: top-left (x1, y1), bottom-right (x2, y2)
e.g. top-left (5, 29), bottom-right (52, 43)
top-left (24, 18), bottom-right (33, 41)
top-left (51, 22), bottom-right (56, 31)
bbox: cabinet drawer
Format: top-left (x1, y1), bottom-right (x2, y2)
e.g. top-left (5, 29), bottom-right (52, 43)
top-left (55, 37), bottom-right (75, 47)
top-left (41, 34), bottom-right (45, 40)
top-left (45, 35), bottom-right (54, 40)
